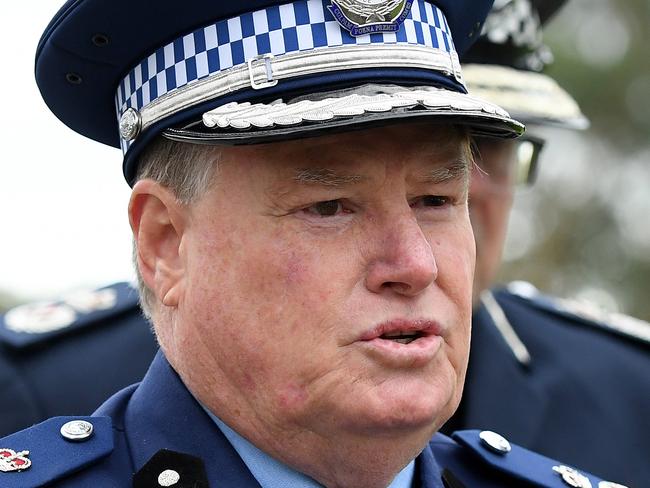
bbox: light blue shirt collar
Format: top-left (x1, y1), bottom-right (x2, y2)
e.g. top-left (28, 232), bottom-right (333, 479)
top-left (204, 407), bottom-right (415, 488)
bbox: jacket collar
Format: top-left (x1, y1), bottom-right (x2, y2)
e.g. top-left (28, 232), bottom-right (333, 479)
top-left (123, 351), bottom-right (447, 487)
top-left (124, 351), bottom-right (262, 487)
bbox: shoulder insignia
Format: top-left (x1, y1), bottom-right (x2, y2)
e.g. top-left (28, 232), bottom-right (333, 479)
top-left (133, 449), bottom-right (209, 488)
top-left (503, 281), bottom-right (650, 346)
top-left (452, 430), bottom-right (628, 488)
top-left (0, 282), bottom-right (141, 349)
top-left (0, 416), bottom-right (113, 488)
top-left (0, 448), bottom-right (31, 472)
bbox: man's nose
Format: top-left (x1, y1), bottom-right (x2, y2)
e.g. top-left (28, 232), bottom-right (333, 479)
top-left (365, 213), bottom-right (438, 297)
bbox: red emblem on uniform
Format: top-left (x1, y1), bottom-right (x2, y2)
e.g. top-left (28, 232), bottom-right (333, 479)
top-left (0, 449), bottom-right (31, 472)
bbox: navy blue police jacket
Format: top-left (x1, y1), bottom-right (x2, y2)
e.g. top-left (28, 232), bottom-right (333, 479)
top-left (443, 284), bottom-right (650, 488)
top-left (0, 350), bottom-right (615, 488)
top-left (0, 283), bottom-right (158, 437)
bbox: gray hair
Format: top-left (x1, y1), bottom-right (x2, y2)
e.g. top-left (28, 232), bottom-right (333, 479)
top-left (132, 137), bottom-right (220, 317)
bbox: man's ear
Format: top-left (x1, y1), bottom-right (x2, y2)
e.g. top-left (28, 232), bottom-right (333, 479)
top-left (129, 180), bottom-right (188, 309)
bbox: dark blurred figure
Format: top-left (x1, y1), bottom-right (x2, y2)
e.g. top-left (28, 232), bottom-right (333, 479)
top-left (0, 282), bottom-right (157, 436)
top-left (441, 1), bottom-right (650, 486)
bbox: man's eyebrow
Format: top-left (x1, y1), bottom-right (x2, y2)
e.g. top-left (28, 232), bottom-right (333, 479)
top-left (292, 168), bottom-right (366, 187)
top-left (418, 158), bottom-right (470, 184)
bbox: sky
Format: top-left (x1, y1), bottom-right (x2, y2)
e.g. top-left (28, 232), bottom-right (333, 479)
top-left (1, 1), bottom-right (135, 300)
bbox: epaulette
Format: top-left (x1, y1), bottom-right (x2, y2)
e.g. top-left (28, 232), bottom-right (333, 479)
top-left (502, 281), bottom-right (650, 346)
top-left (0, 282), bottom-right (141, 349)
top-left (452, 430), bottom-right (627, 488)
top-left (0, 416), bottom-right (113, 488)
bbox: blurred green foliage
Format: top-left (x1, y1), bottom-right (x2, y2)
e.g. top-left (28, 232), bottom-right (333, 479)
top-left (547, 0), bottom-right (650, 147)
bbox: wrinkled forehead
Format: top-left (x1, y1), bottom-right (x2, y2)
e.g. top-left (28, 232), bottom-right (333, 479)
top-left (218, 122), bottom-right (471, 169)
top-left (192, 122), bottom-right (472, 199)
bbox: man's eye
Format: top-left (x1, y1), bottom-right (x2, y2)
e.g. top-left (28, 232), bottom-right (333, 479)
top-left (411, 196), bottom-right (449, 208)
top-left (304, 200), bottom-right (345, 217)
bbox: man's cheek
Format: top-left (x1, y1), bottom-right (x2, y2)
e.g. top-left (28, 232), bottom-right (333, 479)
top-left (280, 250), bottom-right (314, 287)
top-left (437, 243), bottom-right (474, 292)
top-left (272, 239), bottom-right (342, 290)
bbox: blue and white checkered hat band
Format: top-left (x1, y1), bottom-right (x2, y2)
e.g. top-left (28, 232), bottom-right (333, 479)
top-left (116, 0), bottom-right (463, 153)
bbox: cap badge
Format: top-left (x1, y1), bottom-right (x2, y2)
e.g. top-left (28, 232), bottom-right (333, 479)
top-left (0, 449), bottom-right (31, 472)
top-left (328, 0), bottom-right (413, 36)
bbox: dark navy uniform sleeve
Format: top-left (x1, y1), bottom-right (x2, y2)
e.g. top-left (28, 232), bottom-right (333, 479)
top-left (0, 283), bottom-right (158, 437)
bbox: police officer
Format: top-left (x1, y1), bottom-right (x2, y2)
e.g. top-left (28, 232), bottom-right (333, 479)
top-left (0, 0), bottom-right (630, 487)
top-left (0, 283), bottom-right (157, 436)
top-left (441, 1), bottom-right (650, 487)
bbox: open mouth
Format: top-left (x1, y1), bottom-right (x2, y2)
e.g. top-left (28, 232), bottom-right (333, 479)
top-left (358, 319), bottom-right (442, 346)
top-left (358, 320), bottom-right (443, 366)
top-left (379, 331), bottom-right (424, 345)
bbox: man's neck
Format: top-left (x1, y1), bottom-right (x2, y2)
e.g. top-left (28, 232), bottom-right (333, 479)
top-left (214, 409), bottom-right (431, 488)
top-left (175, 349), bottom-right (435, 488)
top-left (207, 410), bottom-right (417, 488)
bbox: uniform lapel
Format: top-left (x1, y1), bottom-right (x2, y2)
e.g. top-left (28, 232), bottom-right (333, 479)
top-left (123, 352), bottom-right (262, 487)
top-left (460, 304), bottom-right (549, 449)
top-left (415, 441), bottom-right (446, 488)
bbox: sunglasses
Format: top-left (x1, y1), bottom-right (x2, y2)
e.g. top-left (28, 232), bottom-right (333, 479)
top-left (515, 134), bottom-right (545, 186)
top-left (473, 135), bottom-right (546, 187)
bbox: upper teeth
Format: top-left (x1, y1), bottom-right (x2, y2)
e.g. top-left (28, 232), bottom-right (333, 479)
top-left (383, 332), bottom-right (418, 338)
top-left (381, 332), bottom-right (419, 344)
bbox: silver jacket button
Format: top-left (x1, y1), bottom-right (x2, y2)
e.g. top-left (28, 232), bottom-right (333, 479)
top-left (60, 420), bottom-right (94, 442)
top-left (479, 430), bottom-right (512, 454)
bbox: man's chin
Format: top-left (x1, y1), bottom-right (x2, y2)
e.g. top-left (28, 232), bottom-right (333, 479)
top-left (338, 389), bottom-right (456, 438)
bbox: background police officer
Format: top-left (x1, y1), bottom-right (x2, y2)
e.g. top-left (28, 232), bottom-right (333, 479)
top-left (441, 2), bottom-right (650, 487)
